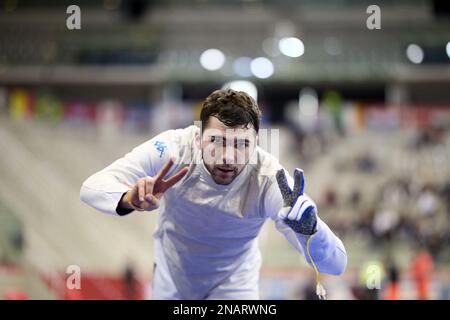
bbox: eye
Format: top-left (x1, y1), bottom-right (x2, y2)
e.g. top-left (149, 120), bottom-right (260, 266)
top-left (235, 140), bottom-right (249, 149)
top-left (211, 136), bottom-right (224, 145)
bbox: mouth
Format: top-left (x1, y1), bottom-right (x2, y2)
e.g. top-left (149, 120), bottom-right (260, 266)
top-left (215, 167), bottom-right (236, 177)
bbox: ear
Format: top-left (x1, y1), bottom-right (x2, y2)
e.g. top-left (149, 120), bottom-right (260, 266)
top-left (195, 128), bottom-right (201, 149)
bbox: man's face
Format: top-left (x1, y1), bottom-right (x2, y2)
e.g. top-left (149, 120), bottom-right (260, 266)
top-left (201, 117), bottom-right (257, 185)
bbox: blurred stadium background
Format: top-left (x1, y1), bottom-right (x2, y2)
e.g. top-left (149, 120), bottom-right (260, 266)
top-left (0, 0), bottom-right (449, 300)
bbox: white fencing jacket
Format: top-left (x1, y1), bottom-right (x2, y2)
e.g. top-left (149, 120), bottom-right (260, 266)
top-left (80, 125), bottom-right (347, 299)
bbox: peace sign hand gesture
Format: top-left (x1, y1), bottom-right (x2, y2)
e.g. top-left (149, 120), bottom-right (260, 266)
top-left (124, 158), bottom-right (188, 212)
top-left (276, 168), bottom-right (318, 235)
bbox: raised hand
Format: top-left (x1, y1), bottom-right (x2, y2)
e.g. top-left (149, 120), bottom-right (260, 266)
top-left (276, 168), bottom-right (317, 235)
top-left (127, 158), bottom-right (188, 211)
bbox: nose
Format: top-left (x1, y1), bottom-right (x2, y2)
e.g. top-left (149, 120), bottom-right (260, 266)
top-left (221, 146), bottom-right (235, 165)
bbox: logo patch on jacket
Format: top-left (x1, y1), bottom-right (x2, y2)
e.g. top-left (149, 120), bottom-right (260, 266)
top-left (154, 141), bottom-right (167, 158)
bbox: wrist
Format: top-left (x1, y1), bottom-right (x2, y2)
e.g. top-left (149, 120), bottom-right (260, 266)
top-left (116, 192), bottom-right (134, 216)
top-left (119, 191), bottom-right (143, 211)
top-left (119, 191), bottom-right (132, 210)
top-left (125, 190), bottom-right (145, 211)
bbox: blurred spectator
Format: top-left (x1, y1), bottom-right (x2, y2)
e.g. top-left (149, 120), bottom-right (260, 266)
top-left (417, 185), bottom-right (439, 217)
top-left (355, 207), bottom-right (370, 229)
top-left (322, 186), bottom-right (338, 209)
top-left (412, 124), bottom-right (446, 149)
top-left (424, 230), bottom-right (447, 260)
top-left (123, 262), bottom-right (138, 300)
top-left (382, 179), bottom-right (409, 208)
top-left (410, 251), bottom-right (434, 300)
top-left (355, 152), bottom-right (377, 173)
top-left (348, 189), bottom-right (361, 209)
top-left (372, 208), bottom-right (400, 243)
top-left (440, 182), bottom-right (450, 215)
top-left (384, 256), bottom-right (400, 300)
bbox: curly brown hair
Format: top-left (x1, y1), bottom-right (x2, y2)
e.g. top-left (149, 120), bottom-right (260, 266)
top-left (200, 89), bottom-right (262, 133)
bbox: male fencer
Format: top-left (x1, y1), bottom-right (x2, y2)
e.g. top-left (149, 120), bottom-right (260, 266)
top-left (80, 89), bottom-right (347, 299)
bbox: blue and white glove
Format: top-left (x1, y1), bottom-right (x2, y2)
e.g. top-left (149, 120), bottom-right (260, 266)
top-left (276, 168), bottom-right (318, 235)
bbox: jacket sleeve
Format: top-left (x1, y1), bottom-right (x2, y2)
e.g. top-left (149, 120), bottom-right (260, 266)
top-left (80, 129), bottom-right (177, 215)
top-left (263, 172), bottom-right (347, 276)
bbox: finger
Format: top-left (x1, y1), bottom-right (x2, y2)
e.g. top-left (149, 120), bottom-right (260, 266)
top-left (299, 205), bottom-right (317, 234)
top-left (137, 180), bottom-right (146, 202)
top-left (287, 207), bottom-right (299, 221)
top-left (145, 194), bottom-right (160, 208)
top-left (276, 169), bottom-right (292, 206)
top-left (130, 185), bottom-right (140, 203)
top-left (155, 158), bottom-right (174, 181)
top-left (292, 168), bottom-right (305, 196)
top-left (127, 187), bottom-right (141, 209)
top-left (162, 167), bottom-right (188, 191)
top-left (139, 200), bottom-right (152, 210)
top-left (302, 205), bottom-right (316, 219)
top-left (287, 198), bottom-right (309, 221)
top-left (287, 200), bottom-right (306, 220)
top-left (278, 207), bottom-right (290, 220)
top-left (145, 177), bottom-right (154, 197)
